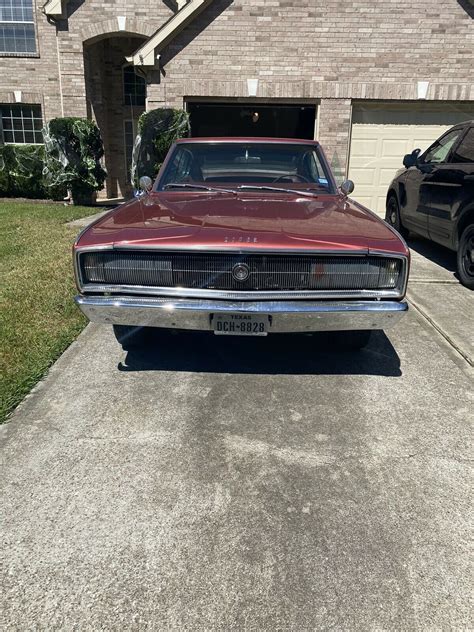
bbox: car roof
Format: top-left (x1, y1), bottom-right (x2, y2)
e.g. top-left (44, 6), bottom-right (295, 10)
top-left (175, 137), bottom-right (320, 145)
top-left (450, 120), bottom-right (474, 129)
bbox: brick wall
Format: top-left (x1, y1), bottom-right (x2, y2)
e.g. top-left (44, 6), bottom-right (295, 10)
top-left (0, 0), bottom-right (472, 194)
top-left (157, 0), bottom-right (473, 163)
top-left (0, 0), bottom-right (170, 119)
top-left (85, 36), bottom-right (146, 197)
top-left (159, 0), bottom-right (474, 93)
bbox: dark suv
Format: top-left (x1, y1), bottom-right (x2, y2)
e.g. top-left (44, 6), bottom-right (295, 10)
top-left (385, 120), bottom-right (474, 289)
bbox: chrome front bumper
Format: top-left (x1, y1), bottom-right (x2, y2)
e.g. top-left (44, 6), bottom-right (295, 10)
top-left (75, 295), bottom-right (408, 333)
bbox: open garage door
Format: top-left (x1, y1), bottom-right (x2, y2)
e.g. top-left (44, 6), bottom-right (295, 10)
top-left (188, 102), bottom-right (316, 140)
top-left (348, 103), bottom-right (474, 216)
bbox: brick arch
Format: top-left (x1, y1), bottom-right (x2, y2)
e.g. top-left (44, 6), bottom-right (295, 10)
top-left (81, 18), bottom-right (155, 45)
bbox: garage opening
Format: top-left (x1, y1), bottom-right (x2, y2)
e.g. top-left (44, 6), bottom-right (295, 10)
top-left (187, 102), bottom-right (316, 140)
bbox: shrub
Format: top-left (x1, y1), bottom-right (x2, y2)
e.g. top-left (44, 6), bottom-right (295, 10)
top-left (131, 108), bottom-right (190, 187)
top-left (10, 145), bottom-right (46, 199)
top-left (43, 117), bottom-right (106, 203)
top-left (0, 146), bottom-right (12, 196)
top-left (0, 145), bottom-right (58, 199)
top-left (0, 118), bottom-right (106, 202)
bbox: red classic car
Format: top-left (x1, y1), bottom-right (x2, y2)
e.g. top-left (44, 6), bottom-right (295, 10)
top-left (74, 138), bottom-right (409, 349)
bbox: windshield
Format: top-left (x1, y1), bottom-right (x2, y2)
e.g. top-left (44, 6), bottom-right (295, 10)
top-left (157, 142), bottom-right (335, 193)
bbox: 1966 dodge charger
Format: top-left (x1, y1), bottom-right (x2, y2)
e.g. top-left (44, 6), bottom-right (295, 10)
top-left (74, 137), bottom-right (410, 350)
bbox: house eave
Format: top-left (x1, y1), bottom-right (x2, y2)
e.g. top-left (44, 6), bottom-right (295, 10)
top-left (43, 0), bottom-right (68, 18)
top-left (128, 0), bottom-right (214, 67)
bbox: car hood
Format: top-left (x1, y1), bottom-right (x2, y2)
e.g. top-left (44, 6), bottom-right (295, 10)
top-left (77, 191), bottom-right (407, 255)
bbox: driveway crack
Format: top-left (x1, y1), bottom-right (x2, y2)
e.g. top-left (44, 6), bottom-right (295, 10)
top-left (407, 297), bottom-right (473, 368)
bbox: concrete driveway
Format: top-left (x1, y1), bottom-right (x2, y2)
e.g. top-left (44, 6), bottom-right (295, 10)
top-left (1, 239), bottom-right (473, 629)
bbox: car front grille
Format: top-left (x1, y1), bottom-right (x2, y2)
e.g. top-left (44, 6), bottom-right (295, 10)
top-left (79, 251), bottom-right (403, 292)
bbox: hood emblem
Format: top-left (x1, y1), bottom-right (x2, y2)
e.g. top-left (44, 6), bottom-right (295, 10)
top-left (224, 236), bottom-right (259, 243)
top-left (232, 263), bottom-right (250, 282)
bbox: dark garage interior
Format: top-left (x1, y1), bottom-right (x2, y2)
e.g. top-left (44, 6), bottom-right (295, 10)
top-left (187, 102), bottom-right (316, 139)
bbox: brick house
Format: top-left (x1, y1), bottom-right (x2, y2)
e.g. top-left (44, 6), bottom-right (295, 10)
top-left (0, 0), bottom-right (473, 212)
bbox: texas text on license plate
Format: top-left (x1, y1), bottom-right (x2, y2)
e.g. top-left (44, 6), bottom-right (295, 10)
top-left (212, 313), bottom-right (270, 336)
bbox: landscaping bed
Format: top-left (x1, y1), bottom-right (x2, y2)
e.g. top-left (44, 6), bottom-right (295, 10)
top-left (0, 201), bottom-right (95, 423)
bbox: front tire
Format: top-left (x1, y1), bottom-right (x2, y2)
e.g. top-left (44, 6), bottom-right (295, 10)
top-left (113, 325), bottom-right (150, 350)
top-left (457, 224), bottom-right (474, 290)
top-left (385, 195), bottom-right (409, 240)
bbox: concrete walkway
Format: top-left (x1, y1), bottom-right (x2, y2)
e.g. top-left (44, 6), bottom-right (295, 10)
top-left (1, 239), bottom-right (473, 629)
top-left (67, 208), bottom-right (115, 229)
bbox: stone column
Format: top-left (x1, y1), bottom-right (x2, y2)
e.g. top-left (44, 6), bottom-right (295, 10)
top-left (146, 70), bottom-right (166, 110)
top-left (317, 99), bottom-right (352, 183)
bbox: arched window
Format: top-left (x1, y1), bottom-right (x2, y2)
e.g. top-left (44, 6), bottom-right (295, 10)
top-left (123, 66), bottom-right (146, 107)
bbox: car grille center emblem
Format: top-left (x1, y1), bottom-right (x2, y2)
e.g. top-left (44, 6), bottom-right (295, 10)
top-left (232, 263), bottom-right (250, 282)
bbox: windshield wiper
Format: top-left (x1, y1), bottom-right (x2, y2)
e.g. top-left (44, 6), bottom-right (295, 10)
top-left (236, 185), bottom-right (321, 198)
top-left (163, 182), bottom-right (236, 194)
top-left (163, 182), bottom-right (324, 198)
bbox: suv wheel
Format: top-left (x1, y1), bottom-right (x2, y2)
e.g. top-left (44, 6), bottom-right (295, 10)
top-left (385, 195), bottom-right (409, 240)
top-left (457, 224), bottom-right (474, 290)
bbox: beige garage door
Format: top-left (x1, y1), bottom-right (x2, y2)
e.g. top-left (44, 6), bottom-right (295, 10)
top-left (348, 103), bottom-right (474, 216)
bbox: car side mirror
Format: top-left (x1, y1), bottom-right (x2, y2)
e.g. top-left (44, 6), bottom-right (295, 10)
top-left (403, 148), bottom-right (421, 169)
top-left (139, 175), bottom-right (153, 194)
top-left (340, 179), bottom-right (355, 196)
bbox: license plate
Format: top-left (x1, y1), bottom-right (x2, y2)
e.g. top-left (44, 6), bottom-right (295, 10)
top-left (212, 313), bottom-right (269, 336)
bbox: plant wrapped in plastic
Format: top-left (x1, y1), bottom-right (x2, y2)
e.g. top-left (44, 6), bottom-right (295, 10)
top-left (0, 145), bottom-right (56, 199)
top-left (131, 108), bottom-right (190, 189)
top-left (0, 146), bottom-right (11, 196)
top-left (43, 118), bottom-right (107, 204)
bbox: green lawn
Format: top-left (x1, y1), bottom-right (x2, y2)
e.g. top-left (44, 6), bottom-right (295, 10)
top-left (0, 201), bottom-right (97, 423)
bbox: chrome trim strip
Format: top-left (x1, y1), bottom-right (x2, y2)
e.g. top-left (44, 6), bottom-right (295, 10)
top-left (75, 295), bottom-right (408, 333)
top-left (80, 284), bottom-right (404, 301)
top-left (76, 244), bottom-right (370, 254)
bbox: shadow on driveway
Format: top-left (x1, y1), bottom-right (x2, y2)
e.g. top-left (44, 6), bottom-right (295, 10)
top-left (408, 235), bottom-right (458, 278)
top-left (118, 329), bottom-right (401, 377)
